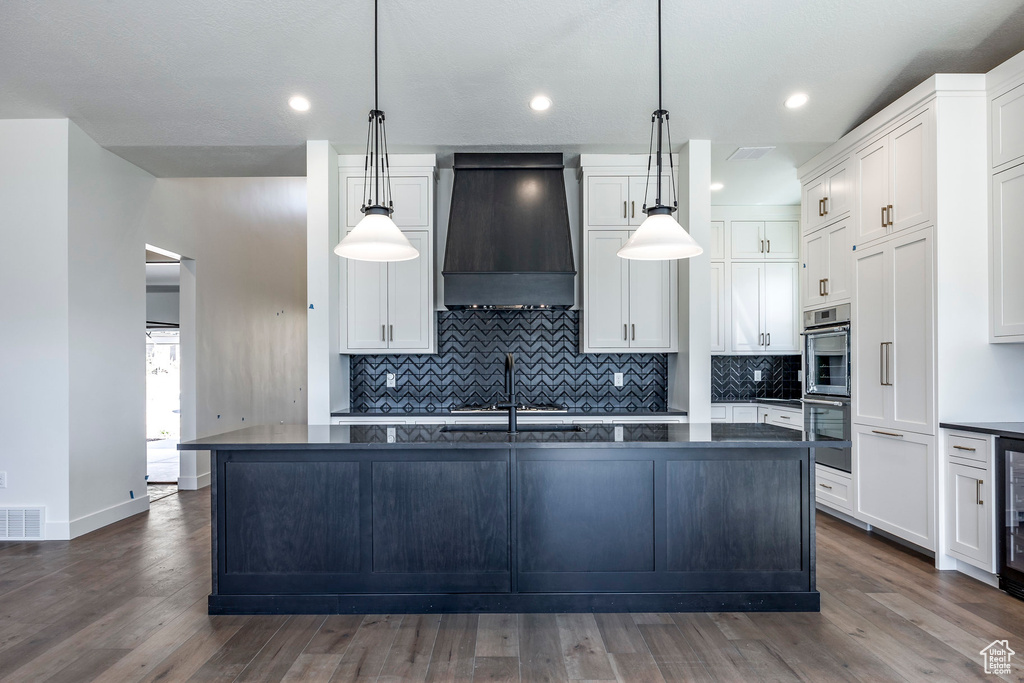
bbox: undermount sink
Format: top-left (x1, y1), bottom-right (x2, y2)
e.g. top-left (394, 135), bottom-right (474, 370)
top-left (440, 424), bottom-right (586, 433)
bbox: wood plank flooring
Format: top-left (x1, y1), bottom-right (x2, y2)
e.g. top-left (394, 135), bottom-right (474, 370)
top-left (1, 490), bottom-right (1023, 681)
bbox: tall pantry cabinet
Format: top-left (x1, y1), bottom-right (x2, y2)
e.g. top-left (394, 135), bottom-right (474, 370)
top-left (799, 75), bottom-right (989, 554)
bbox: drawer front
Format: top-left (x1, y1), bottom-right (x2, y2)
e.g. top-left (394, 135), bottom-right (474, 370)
top-left (946, 433), bottom-right (988, 465)
top-left (815, 465), bottom-right (852, 512)
top-left (768, 408), bottom-right (801, 430)
top-left (710, 405), bottom-right (728, 422)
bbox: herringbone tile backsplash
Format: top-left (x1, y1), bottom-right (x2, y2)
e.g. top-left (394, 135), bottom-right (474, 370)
top-left (711, 355), bottom-right (802, 401)
top-left (350, 310), bottom-right (668, 413)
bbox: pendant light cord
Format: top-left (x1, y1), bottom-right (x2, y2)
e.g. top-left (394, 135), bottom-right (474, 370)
top-left (374, 0), bottom-right (379, 111)
top-left (658, 0), bottom-right (662, 112)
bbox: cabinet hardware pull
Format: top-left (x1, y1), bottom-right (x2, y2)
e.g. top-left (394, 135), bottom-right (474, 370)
top-left (881, 206), bottom-right (887, 228)
top-left (824, 197), bottom-right (829, 215)
top-left (978, 479), bottom-right (984, 505)
top-left (760, 332), bottom-right (764, 346)
top-left (887, 204), bottom-right (894, 227)
top-left (818, 198), bottom-right (824, 217)
top-left (819, 483), bottom-right (833, 490)
top-left (779, 414), bottom-right (791, 419)
top-left (885, 341), bottom-right (893, 386)
top-left (766, 332), bottom-right (771, 346)
top-left (872, 430), bottom-right (904, 438)
top-left (382, 325), bottom-right (386, 342)
top-left (767, 239), bottom-right (771, 253)
top-left (880, 343), bottom-right (885, 385)
top-left (624, 324), bottom-right (628, 340)
top-left (631, 201), bottom-right (635, 218)
top-left (631, 324), bottom-right (636, 341)
top-left (760, 239), bottom-right (764, 253)
top-left (389, 324), bottom-right (394, 342)
top-left (824, 278), bottom-right (829, 295)
top-left (953, 445), bottom-right (977, 452)
top-left (624, 201), bottom-right (627, 218)
top-left (819, 279), bottom-right (824, 296)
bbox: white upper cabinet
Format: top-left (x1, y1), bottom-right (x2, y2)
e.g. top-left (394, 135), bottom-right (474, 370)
top-left (730, 221), bottom-right (798, 260)
top-left (763, 262), bottom-right (800, 353)
top-left (586, 177), bottom-right (631, 227)
top-left (803, 159), bottom-right (851, 233)
top-left (729, 261), bottom-right (799, 354)
top-left (710, 262), bottom-right (726, 352)
top-left (854, 109), bottom-right (934, 247)
top-left (580, 157), bottom-right (678, 352)
top-left (992, 83), bottom-right (1024, 169)
top-left (852, 228), bottom-right (934, 434)
top-left (339, 155), bottom-right (436, 354)
top-left (710, 221), bottom-right (725, 260)
top-left (802, 218), bottom-right (851, 309)
top-left (730, 263), bottom-right (763, 352)
top-left (990, 160), bottom-right (1024, 340)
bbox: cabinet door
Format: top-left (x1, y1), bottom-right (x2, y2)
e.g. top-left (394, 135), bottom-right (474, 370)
top-left (730, 263), bottom-right (764, 352)
top-left (585, 231), bottom-right (630, 349)
top-left (991, 163), bottom-right (1024, 339)
top-left (763, 221), bottom-right (799, 260)
top-left (757, 407), bottom-right (770, 424)
top-left (347, 176), bottom-right (430, 228)
top-left (855, 137), bottom-right (890, 245)
top-left (890, 229), bottom-right (934, 434)
top-left (824, 220), bottom-right (851, 303)
top-left (803, 231), bottom-right (828, 309)
top-left (710, 262), bottom-right (726, 352)
top-left (731, 221), bottom-right (765, 260)
top-left (947, 462), bottom-right (990, 567)
top-left (823, 159), bottom-right (852, 220)
top-left (763, 262), bottom-right (800, 353)
top-left (853, 243), bottom-right (889, 426)
top-left (628, 252), bottom-right (673, 349)
top-left (889, 112), bottom-right (932, 234)
top-left (853, 426), bottom-right (935, 550)
top-left (710, 220), bottom-right (725, 260)
top-left (387, 231), bottom-right (431, 350)
top-left (346, 252), bottom-right (389, 350)
top-left (802, 175), bottom-right (826, 233)
top-left (992, 83), bottom-right (1024, 168)
top-left (732, 406), bottom-right (758, 423)
top-left (587, 177), bottom-right (630, 227)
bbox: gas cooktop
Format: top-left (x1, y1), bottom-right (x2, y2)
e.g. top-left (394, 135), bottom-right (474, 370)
top-left (451, 403), bottom-right (568, 414)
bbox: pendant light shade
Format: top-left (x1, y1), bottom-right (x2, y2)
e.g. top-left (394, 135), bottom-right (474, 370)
top-left (617, 0), bottom-right (702, 261)
top-left (333, 0), bottom-right (419, 263)
top-left (334, 208), bottom-right (418, 261)
top-left (617, 209), bottom-right (703, 260)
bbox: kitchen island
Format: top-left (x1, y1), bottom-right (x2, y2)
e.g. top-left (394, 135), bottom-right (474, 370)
top-left (180, 423), bottom-right (844, 615)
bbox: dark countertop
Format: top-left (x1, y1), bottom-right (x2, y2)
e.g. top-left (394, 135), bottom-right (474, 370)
top-left (712, 399), bottom-right (804, 409)
top-left (179, 423), bottom-right (847, 450)
top-left (330, 409), bottom-right (688, 418)
top-left (940, 422), bottom-right (1024, 440)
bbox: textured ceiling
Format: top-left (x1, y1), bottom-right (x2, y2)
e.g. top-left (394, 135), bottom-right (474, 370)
top-left (2, 0), bottom-right (1023, 177)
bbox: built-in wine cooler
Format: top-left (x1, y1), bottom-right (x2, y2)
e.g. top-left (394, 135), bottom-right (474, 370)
top-left (998, 439), bottom-right (1024, 601)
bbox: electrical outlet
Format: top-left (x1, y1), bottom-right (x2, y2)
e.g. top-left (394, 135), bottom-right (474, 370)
top-left (386, 427), bottom-right (396, 444)
top-left (754, 370), bottom-right (762, 382)
top-left (386, 372), bottom-right (396, 388)
top-left (614, 426), bottom-right (624, 442)
top-left (0, 471), bottom-right (6, 488)
top-left (613, 372), bottom-right (624, 387)
top-left (798, 369), bottom-right (804, 382)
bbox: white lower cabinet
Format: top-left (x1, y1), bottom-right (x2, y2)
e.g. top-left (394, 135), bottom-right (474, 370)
top-left (946, 461), bottom-right (992, 570)
top-left (815, 464), bottom-right (853, 514)
top-left (767, 406), bottom-right (801, 430)
top-left (853, 424), bottom-right (935, 551)
top-left (731, 406), bottom-right (758, 423)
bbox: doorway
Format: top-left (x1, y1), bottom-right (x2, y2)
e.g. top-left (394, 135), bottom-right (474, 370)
top-left (145, 247), bottom-right (181, 497)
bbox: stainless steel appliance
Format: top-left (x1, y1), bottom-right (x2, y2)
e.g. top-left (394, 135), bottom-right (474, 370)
top-left (803, 304), bottom-right (852, 473)
top-left (998, 438), bottom-right (1024, 601)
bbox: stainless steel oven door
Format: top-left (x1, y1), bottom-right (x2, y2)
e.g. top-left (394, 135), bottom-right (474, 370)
top-left (803, 397), bottom-right (851, 473)
top-left (804, 326), bottom-right (850, 397)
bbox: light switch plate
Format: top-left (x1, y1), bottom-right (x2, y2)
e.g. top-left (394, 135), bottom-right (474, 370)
top-left (754, 370), bottom-right (762, 382)
top-left (386, 372), bottom-right (396, 388)
top-left (613, 372), bottom-right (624, 387)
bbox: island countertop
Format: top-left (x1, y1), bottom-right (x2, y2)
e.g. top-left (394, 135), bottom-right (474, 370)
top-left (178, 422), bottom-right (848, 450)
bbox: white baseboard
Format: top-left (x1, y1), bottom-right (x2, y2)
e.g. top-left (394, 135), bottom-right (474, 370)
top-left (953, 559), bottom-right (1000, 587)
top-left (45, 521), bottom-right (71, 541)
top-left (178, 471), bottom-right (211, 490)
top-left (69, 495), bottom-right (150, 539)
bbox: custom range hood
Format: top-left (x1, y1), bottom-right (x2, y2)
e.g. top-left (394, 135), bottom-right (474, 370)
top-left (443, 153), bottom-right (576, 309)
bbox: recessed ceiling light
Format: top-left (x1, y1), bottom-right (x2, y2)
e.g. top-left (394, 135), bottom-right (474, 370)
top-left (710, 182), bottom-right (724, 191)
top-left (289, 96), bottom-right (311, 112)
top-left (785, 93), bottom-right (808, 109)
top-left (530, 95), bottom-right (552, 112)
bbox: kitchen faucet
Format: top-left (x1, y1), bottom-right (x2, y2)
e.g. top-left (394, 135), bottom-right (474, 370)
top-left (496, 352), bottom-right (517, 433)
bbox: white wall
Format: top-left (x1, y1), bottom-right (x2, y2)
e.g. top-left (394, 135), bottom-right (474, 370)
top-left (67, 122), bottom-right (156, 534)
top-left (0, 119), bottom-right (72, 538)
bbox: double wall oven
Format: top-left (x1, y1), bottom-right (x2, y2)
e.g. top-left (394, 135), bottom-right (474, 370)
top-left (803, 304), bottom-right (852, 473)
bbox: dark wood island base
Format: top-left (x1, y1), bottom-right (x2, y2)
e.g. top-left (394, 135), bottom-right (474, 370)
top-left (180, 424), bottom-right (839, 615)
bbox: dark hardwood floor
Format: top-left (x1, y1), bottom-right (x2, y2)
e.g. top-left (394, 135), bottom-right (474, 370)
top-left (1, 489), bottom-right (1022, 682)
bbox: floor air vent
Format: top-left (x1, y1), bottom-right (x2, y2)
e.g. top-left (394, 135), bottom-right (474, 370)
top-left (0, 508), bottom-right (44, 540)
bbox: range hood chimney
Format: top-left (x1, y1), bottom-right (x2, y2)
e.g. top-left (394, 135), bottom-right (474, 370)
top-left (443, 153), bottom-right (576, 309)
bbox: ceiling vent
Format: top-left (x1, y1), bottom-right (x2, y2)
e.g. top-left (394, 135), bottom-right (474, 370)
top-left (727, 146), bottom-right (776, 161)
top-left (0, 507), bottom-right (44, 540)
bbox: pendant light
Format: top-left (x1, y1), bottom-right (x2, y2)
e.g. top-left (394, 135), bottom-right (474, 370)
top-left (617, 0), bottom-right (703, 261)
top-left (334, 0), bottom-right (419, 262)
